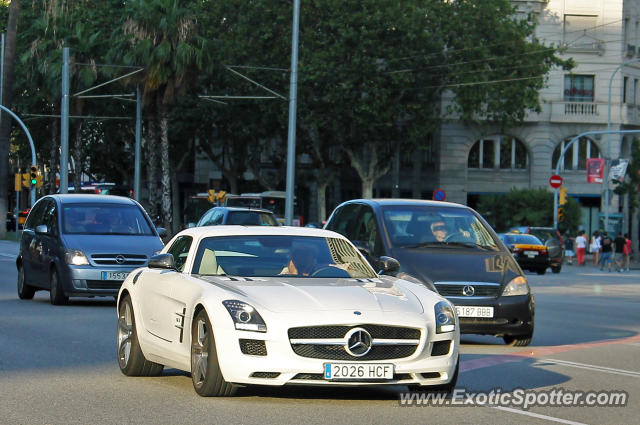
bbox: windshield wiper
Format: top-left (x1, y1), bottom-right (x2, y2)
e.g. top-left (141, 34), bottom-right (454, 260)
top-left (444, 241), bottom-right (492, 250)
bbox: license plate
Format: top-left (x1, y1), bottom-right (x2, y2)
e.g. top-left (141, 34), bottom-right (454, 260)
top-left (524, 250), bottom-right (538, 257)
top-left (102, 271), bottom-right (129, 281)
top-left (455, 306), bottom-right (494, 318)
top-left (324, 363), bottom-right (394, 380)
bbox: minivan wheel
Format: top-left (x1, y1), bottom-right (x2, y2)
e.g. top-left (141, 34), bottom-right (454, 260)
top-left (49, 268), bottom-right (68, 305)
top-left (17, 265), bottom-right (36, 300)
top-left (536, 268), bottom-right (546, 275)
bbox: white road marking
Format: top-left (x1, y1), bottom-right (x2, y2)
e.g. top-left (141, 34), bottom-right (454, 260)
top-left (544, 358), bottom-right (640, 378)
top-left (490, 406), bottom-right (587, 425)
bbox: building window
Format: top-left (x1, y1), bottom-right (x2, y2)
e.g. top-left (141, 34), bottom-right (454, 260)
top-left (468, 136), bottom-right (527, 169)
top-left (563, 15), bottom-right (598, 47)
top-left (552, 137), bottom-right (601, 171)
top-left (564, 75), bottom-right (594, 102)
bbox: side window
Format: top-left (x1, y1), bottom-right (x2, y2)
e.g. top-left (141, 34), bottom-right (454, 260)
top-left (202, 210), bottom-right (223, 226)
top-left (166, 236), bottom-right (193, 272)
top-left (24, 200), bottom-right (47, 230)
top-left (41, 200), bottom-right (59, 237)
top-left (353, 207), bottom-right (383, 257)
top-left (326, 204), bottom-right (361, 239)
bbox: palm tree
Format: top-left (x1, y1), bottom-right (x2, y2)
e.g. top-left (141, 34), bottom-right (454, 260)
top-left (118, 0), bottom-right (213, 234)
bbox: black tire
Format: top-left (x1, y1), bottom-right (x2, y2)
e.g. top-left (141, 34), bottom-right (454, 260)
top-left (117, 295), bottom-right (164, 376)
top-left (408, 355), bottom-right (459, 394)
top-left (536, 268), bottom-right (546, 275)
top-left (49, 268), bottom-right (68, 305)
top-left (191, 309), bottom-right (237, 397)
top-left (17, 264), bottom-right (35, 300)
top-left (504, 333), bottom-right (533, 347)
top-left (551, 265), bottom-right (561, 274)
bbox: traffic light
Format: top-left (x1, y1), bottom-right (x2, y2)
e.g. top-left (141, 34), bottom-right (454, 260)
top-left (558, 207), bottom-right (565, 222)
top-left (21, 173), bottom-right (31, 188)
top-left (29, 165), bottom-right (38, 186)
top-left (207, 189), bottom-right (215, 203)
top-left (216, 190), bottom-right (226, 203)
top-left (36, 174), bottom-right (44, 188)
top-left (559, 186), bottom-right (567, 205)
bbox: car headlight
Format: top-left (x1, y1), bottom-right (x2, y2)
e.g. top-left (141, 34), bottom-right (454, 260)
top-left (222, 300), bottom-right (267, 332)
top-left (434, 301), bottom-right (456, 333)
top-left (502, 276), bottom-right (530, 296)
top-left (65, 249), bottom-right (89, 266)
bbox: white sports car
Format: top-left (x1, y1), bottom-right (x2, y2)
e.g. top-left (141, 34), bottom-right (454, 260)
top-left (116, 226), bottom-right (459, 396)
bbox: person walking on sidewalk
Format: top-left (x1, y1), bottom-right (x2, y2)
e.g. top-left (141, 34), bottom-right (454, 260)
top-left (614, 232), bottom-right (626, 272)
top-left (590, 231), bottom-right (601, 266)
top-left (600, 232), bottom-right (613, 271)
top-left (576, 230), bottom-right (587, 266)
top-left (564, 232), bottom-right (575, 265)
top-left (624, 233), bottom-right (632, 272)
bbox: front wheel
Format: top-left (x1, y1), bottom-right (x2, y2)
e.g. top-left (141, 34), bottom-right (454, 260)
top-left (117, 295), bottom-right (164, 376)
top-left (551, 265), bottom-right (561, 274)
top-left (17, 264), bottom-right (35, 300)
top-left (49, 268), bottom-right (68, 305)
top-left (191, 310), bottom-right (237, 397)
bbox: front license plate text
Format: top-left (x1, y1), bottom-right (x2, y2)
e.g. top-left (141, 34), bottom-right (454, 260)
top-left (455, 306), bottom-right (494, 318)
top-left (102, 271), bottom-right (129, 281)
top-left (324, 363), bottom-right (394, 380)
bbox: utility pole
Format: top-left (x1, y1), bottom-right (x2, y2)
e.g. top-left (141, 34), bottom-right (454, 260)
top-left (284, 0), bottom-right (300, 226)
top-left (60, 47), bottom-right (69, 194)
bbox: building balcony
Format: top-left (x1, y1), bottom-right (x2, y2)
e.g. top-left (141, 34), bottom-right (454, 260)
top-left (546, 101), bottom-right (604, 124)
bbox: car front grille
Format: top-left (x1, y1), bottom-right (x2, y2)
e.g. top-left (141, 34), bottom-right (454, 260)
top-left (90, 254), bottom-right (147, 266)
top-left (288, 325), bottom-right (421, 361)
top-left (435, 282), bottom-right (501, 297)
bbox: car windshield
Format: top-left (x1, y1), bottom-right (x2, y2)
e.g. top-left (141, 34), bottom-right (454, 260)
top-left (381, 205), bottom-right (499, 250)
top-left (192, 235), bottom-right (377, 278)
top-left (528, 228), bottom-right (555, 242)
top-left (62, 203), bottom-right (154, 235)
top-left (502, 234), bottom-right (543, 245)
top-left (226, 211), bottom-right (279, 226)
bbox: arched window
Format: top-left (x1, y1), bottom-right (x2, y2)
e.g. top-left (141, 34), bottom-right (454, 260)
top-left (551, 137), bottom-right (601, 171)
top-left (468, 136), bottom-right (528, 169)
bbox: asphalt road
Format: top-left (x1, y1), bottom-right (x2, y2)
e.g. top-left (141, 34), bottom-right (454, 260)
top-left (1, 239), bottom-right (639, 425)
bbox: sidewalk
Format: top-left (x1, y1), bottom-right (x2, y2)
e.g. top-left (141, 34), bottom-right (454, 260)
top-left (567, 253), bottom-right (640, 271)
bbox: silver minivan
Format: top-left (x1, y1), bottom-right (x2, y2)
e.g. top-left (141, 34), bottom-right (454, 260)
top-left (16, 194), bottom-right (165, 305)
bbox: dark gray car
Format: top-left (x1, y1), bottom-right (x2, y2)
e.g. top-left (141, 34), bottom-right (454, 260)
top-left (16, 194), bottom-right (164, 305)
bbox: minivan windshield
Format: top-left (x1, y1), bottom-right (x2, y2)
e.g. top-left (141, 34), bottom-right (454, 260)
top-left (381, 205), bottom-right (499, 250)
top-left (62, 203), bottom-right (154, 235)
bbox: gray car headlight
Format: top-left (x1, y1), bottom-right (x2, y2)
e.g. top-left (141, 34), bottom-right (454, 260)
top-left (65, 249), bottom-right (89, 266)
top-left (434, 301), bottom-right (456, 333)
top-left (502, 276), bottom-right (530, 296)
top-left (222, 300), bottom-right (267, 332)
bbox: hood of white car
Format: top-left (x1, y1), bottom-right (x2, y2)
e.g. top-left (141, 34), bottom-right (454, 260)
top-left (200, 276), bottom-right (425, 313)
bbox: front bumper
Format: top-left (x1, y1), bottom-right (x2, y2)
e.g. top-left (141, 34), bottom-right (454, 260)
top-left (60, 265), bottom-right (140, 297)
top-left (446, 294), bottom-right (534, 337)
top-left (213, 313), bottom-right (459, 388)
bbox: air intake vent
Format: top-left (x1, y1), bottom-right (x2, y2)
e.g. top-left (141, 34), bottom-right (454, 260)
top-left (239, 339), bottom-right (267, 356)
top-left (431, 340), bottom-right (451, 356)
top-left (250, 372), bottom-right (280, 378)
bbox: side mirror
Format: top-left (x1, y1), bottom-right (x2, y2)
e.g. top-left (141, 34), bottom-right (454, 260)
top-left (156, 227), bottom-right (168, 237)
top-left (378, 256), bottom-right (400, 274)
top-left (148, 253), bottom-right (175, 270)
top-left (35, 224), bottom-right (49, 235)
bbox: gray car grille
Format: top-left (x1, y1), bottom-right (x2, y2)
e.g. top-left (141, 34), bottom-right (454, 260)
top-left (288, 325), bottom-right (421, 361)
top-left (435, 282), bottom-right (501, 297)
top-left (90, 254), bottom-right (147, 266)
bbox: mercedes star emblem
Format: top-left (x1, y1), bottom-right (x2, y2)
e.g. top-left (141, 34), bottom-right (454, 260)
top-left (344, 328), bottom-right (373, 357)
top-left (462, 285), bottom-right (475, 296)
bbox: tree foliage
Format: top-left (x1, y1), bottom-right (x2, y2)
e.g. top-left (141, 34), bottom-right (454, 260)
top-left (476, 188), bottom-right (582, 233)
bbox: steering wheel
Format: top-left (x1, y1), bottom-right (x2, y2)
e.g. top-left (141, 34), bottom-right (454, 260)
top-left (444, 231), bottom-right (463, 242)
top-left (311, 266), bottom-right (350, 278)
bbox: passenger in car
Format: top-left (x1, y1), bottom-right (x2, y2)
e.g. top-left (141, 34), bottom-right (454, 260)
top-left (280, 246), bottom-right (316, 276)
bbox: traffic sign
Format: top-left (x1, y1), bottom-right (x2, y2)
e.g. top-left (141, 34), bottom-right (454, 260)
top-left (549, 174), bottom-right (563, 188)
top-left (433, 188), bottom-right (446, 201)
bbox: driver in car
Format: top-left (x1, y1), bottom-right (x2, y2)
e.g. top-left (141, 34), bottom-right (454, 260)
top-left (280, 246), bottom-right (316, 276)
top-left (430, 220), bottom-right (471, 242)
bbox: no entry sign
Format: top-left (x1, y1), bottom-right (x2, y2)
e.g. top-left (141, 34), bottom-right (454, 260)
top-left (549, 175), bottom-right (563, 188)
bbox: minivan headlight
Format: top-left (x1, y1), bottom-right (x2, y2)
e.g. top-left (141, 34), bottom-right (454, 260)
top-left (502, 276), bottom-right (530, 296)
top-left (434, 301), bottom-right (456, 333)
top-left (65, 249), bottom-right (89, 266)
top-left (222, 300), bottom-right (267, 332)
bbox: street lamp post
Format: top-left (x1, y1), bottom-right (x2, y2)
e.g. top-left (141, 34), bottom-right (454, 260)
top-left (605, 58), bottom-right (640, 231)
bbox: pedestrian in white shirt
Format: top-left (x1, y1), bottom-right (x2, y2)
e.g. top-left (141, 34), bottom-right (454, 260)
top-left (575, 231), bottom-right (587, 266)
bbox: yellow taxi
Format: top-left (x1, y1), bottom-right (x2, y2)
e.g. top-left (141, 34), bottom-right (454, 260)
top-left (499, 232), bottom-right (550, 275)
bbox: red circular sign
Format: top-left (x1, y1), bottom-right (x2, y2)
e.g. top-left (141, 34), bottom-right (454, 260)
top-left (549, 174), bottom-right (563, 188)
top-left (433, 188), bottom-right (446, 201)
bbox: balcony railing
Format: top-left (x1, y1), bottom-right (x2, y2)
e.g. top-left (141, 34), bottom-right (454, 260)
top-left (563, 102), bottom-right (599, 115)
